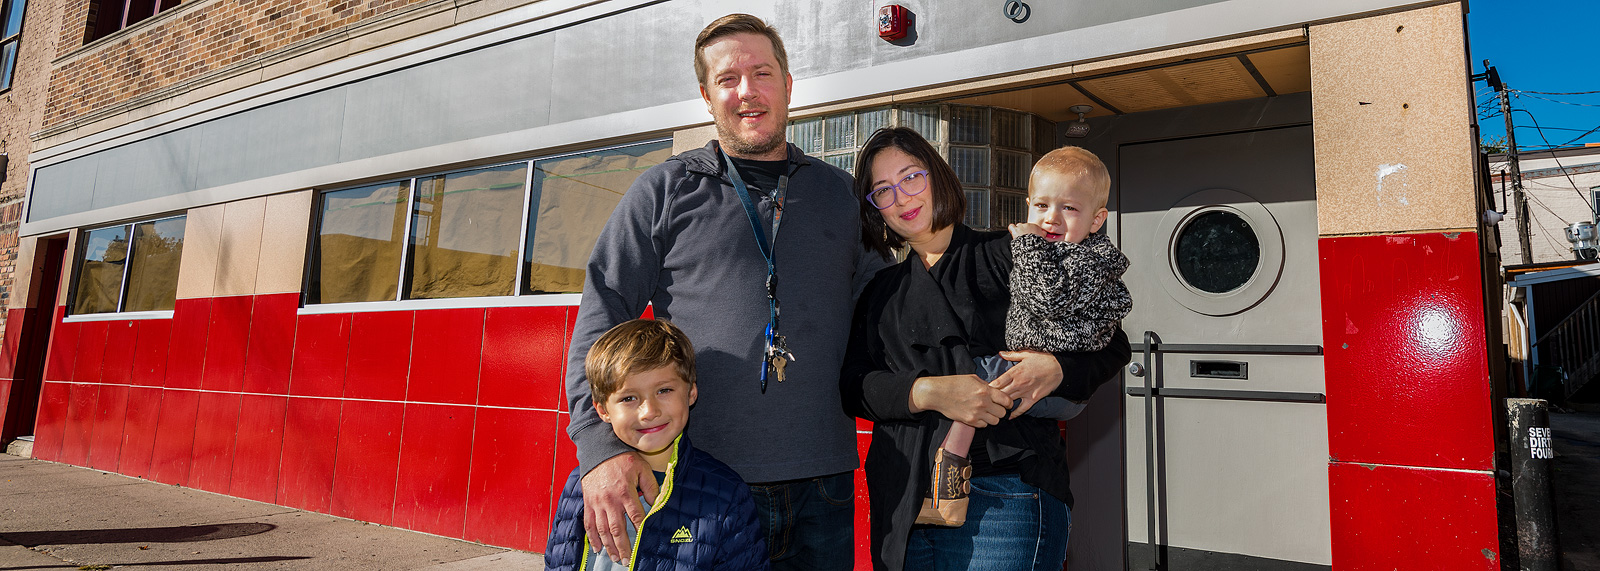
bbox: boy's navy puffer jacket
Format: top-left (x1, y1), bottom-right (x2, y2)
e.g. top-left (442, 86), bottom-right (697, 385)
top-left (544, 434), bottom-right (771, 571)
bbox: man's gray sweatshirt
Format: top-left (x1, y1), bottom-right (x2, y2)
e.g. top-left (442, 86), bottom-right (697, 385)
top-left (564, 141), bottom-right (890, 484)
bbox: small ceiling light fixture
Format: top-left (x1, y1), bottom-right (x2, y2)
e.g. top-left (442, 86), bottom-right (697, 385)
top-left (1064, 105), bottom-right (1094, 138)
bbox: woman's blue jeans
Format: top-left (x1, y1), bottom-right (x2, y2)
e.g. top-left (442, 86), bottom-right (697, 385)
top-left (903, 474), bottom-right (1071, 571)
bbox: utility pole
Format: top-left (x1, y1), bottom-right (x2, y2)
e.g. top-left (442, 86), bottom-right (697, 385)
top-left (1485, 61), bottom-right (1533, 264)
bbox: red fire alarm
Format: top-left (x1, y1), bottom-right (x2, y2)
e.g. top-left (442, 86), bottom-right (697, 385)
top-left (878, 5), bottom-right (911, 41)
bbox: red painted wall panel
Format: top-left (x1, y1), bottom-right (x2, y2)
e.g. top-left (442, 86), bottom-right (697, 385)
top-left (117, 387), bottom-right (162, 478)
top-left (131, 320), bottom-right (171, 387)
top-left (201, 295), bottom-right (254, 393)
top-left (231, 394), bottom-right (288, 504)
top-left (31, 381), bottom-right (70, 461)
top-left (242, 294), bottom-right (299, 395)
top-left (479, 306), bottom-right (566, 410)
top-left (86, 384), bottom-right (129, 471)
top-left (188, 391), bottom-right (243, 493)
top-left (465, 408), bottom-right (556, 551)
top-left (42, 307), bottom-right (77, 382)
top-left (0, 307), bottom-right (24, 377)
top-left (147, 389), bottom-right (200, 485)
top-left (394, 403), bottom-right (475, 537)
top-left (290, 313), bottom-right (351, 398)
top-left (330, 400), bottom-right (403, 526)
top-left (277, 396), bottom-right (343, 512)
top-left (71, 322), bottom-right (109, 384)
top-left (101, 321), bottom-right (139, 386)
top-left (59, 382), bottom-right (98, 465)
top-left (1320, 232), bottom-right (1496, 470)
top-left (407, 309), bottom-right (484, 405)
top-left (0, 379), bottom-right (10, 436)
top-left (165, 298), bottom-right (213, 389)
top-left (345, 311), bottom-right (413, 401)
top-left (1329, 461), bottom-right (1499, 569)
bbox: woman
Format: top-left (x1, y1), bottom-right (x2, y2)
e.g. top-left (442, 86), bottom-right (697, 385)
top-left (841, 127), bottom-right (1131, 571)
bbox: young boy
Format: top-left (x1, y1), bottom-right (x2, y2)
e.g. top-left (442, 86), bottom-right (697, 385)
top-left (545, 319), bottom-right (770, 571)
top-left (920, 146), bottom-right (1133, 526)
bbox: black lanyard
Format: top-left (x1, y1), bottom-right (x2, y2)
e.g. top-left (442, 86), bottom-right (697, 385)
top-left (722, 149), bottom-right (790, 393)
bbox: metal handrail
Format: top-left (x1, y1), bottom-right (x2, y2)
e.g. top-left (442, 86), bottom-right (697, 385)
top-left (1530, 288), bottom-right (1600, 399)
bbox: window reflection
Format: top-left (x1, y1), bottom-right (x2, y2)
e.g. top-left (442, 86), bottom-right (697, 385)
top-left (73, 226), bottom-right (127, 314)
top-left (1175, 210), bottom-right (1261, 294)
top-left (406, 163), bottom-right (527, 299)
top-left (524, 141), bottom-right (672, 294)
top-left (123, 218), bottom-right (185, 311)
top-left (314, 181), bottom-right (409, 304)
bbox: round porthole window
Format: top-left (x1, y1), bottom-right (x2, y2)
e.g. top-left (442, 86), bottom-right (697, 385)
top-left (1151, 189), bottom-right (1285, 317)
top-left (1174, 211), bottom-right (1261, 294)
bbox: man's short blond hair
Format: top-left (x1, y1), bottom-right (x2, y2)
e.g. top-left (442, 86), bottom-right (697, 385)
top-left (1031, 146), bottom-right (1111, 209)
top-left (694, 14), bottom-right (789, 87)
top-left (586, 319), bottom-right (696, 405)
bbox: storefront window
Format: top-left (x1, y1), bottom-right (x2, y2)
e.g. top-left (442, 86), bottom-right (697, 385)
top-left (123, 217), bottom-right (186, 311)
top-left (523, 141), bottom-right (672, 294)
top-left (308, 139), bottom-right (670, 305)
top-left (312, 181), bottom-right (409, 304)
top-left (71, 215), bottom-right (186, 315)
top-left (72, 226), bottom-right (126, 315)
top-left (406, 164), bottom-right (526, 299)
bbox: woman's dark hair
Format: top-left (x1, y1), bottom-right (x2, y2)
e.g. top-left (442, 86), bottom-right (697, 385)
top-left (853, 127), bottom-right (967, 258)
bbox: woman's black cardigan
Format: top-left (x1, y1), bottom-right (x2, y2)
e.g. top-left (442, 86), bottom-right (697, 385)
top-left (840, 224), bottom-right (1132, 571)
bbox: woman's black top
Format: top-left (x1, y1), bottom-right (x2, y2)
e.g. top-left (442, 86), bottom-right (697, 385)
top-left (840, 224), bottom-right (1131, 571)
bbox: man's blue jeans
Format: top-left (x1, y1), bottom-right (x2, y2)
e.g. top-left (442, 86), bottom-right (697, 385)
top-left (904, 474), bottom-right (1071, 571)
top-left (747, 471), bottom-right (855, 571)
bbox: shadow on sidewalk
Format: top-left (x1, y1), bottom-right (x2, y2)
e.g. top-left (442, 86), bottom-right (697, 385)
top-left (0, 555), bottom-right (311, 570)
top-left (0, 523), bottom-right (274, 546)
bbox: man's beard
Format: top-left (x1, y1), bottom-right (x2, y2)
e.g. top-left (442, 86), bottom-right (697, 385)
top-left (715, 120), bottom-right (786, 158)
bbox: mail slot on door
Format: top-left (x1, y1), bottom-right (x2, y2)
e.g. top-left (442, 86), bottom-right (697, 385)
top-left (1190, 360), bottom-right (1248, 379)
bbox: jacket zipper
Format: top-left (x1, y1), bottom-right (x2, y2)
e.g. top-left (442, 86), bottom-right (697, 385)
top-left (626, 436), bottom-right (681, 569)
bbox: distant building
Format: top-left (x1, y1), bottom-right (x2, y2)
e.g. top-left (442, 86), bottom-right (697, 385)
top-left (1492, 145), bottom-right (1600, 264)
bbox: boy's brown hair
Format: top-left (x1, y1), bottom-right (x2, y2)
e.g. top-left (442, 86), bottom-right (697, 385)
top-left (1031, 146), bottom-right (1112, 208)
top-left (586, 319), bottom-right (697, 405)
top-left (694, 13), bottom-right (790, 87)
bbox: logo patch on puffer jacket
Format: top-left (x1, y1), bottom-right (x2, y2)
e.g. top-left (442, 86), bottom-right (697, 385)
top-left (670, 526), bottom-right (693, 544)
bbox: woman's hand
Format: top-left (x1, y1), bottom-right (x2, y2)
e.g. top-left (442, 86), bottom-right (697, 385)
top-left (909, 374), bottom-right (1013, 428)
top-left (992, 350), bottom-right (1064, 418)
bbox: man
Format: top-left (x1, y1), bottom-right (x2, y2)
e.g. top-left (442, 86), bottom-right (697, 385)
top-left (563, 13), bottom-right (889, 571)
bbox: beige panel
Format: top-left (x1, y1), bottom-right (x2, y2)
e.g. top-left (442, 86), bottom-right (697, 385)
top-left (673, 125), bottom-right (717, 156)
top-left (1311, 3), bottom-right (1477, 236)
top-left (257, 190), bottom-right (315, 295)
top-left (1080, 58), bottom-right (1266, 114)
top-left (176, 204), bottom-right (225, 300)
top-left (1248, 45), bottom-right (1313, 95)
top-left (11, 236), bottom-right (38, 310)
top-left (214, 198), bottom-right (268, 297)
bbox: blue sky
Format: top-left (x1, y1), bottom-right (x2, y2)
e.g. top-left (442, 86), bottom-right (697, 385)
top-left (1468, 0), bottom-right (1600, 149)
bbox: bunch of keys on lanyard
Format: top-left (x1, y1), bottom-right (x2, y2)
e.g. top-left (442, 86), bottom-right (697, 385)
top-left (762, 274), bottom-right (797, 390)
top-left (723, 147), bottom-right (796, 393)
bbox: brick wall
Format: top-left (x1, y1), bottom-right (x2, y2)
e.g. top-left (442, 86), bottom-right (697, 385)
top-left (1, 0), bottom-right (66, 326)
top-left (44, 0), bottom-right (431, 128)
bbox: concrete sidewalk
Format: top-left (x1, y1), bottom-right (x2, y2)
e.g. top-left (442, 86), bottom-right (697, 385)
top-left (0, 452), bottom-right (546, 570)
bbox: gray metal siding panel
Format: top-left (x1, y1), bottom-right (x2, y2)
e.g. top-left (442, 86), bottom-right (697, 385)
top-left (545, 3), bottom-right (698, 125)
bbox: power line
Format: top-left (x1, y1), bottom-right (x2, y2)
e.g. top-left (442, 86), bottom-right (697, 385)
top-left (1515, 89), bottom-right (1600, 96)
top-left (1513, 108), bottom-right (1597, 215)
top-left (1518, 93), bottom-right (1600, 107)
